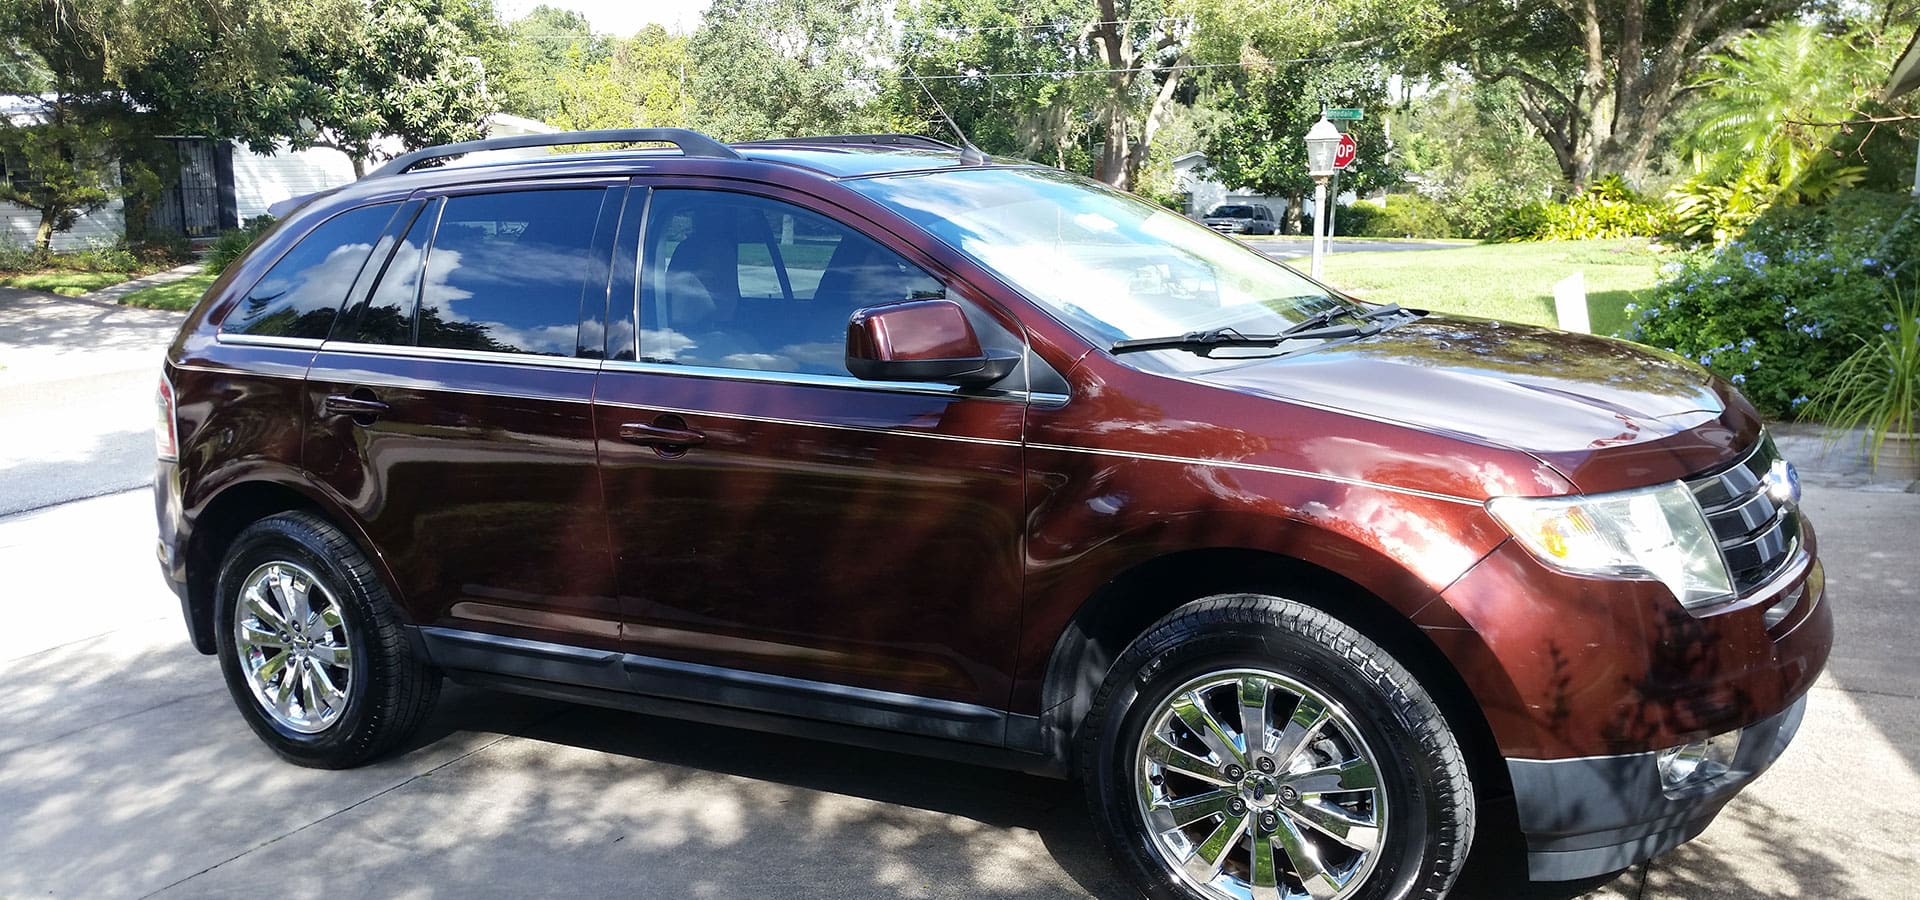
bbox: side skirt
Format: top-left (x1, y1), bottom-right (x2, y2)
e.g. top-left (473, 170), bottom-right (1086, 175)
top-left (414, 626), bottom-right (1064, 778)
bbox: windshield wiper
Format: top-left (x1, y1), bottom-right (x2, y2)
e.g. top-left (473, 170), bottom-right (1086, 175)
top-left (1355, 302), bottom-right (1404, 321)
top-left (1110, 322), bottom-right (1377, 355)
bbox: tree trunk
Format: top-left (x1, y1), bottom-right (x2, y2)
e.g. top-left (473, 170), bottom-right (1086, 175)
top-left (1285, 193), bottom-right (1304, 235)
top-left (351, 155), bottom-right (367, 179)
top-left (34, 211), bottom-right (55, 253)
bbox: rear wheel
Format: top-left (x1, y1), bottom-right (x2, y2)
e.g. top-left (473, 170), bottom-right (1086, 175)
top-left (1081, 594), bottom-right (1474, 900)
top-left (213, 511), bottom-right (439, 768)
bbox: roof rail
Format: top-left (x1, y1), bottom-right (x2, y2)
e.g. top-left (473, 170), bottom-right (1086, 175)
top-left (737, 134), bottom-right (960, 151)
top-left (367, 128), bottom-right (742, 178)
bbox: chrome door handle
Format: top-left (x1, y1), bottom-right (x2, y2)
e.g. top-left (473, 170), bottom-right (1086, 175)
top-left (618, 422), bottom-right (706, 448)
top-left (322, 393), bottom-right (389, 419)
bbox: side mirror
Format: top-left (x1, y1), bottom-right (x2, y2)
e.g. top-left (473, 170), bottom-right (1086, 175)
top-left (845, 299), bottom-right (1019, 387)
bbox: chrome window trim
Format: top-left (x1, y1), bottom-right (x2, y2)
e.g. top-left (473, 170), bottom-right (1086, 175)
top-left (215, 333), bottom-right (325, 350)
top-left (316, 340), bottom-right (604, 371)
top-left (594, 398), bottom-right (1024, 448)
top-left (600, 358), bottom-right (1064, 405)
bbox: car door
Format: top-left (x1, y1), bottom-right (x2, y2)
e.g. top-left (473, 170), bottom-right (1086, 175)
top-left (304, 180), bottom-right (626, 652)
top-left (592, 183), bottom-right (1030, 736)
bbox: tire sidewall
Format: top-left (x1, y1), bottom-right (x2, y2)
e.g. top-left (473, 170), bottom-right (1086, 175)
top-left (1085, 604), bottom-right (1449, 900)
top-left (213, 518), bottom-right (379, 764)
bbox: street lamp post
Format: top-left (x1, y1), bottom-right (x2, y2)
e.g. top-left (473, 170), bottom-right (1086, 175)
top-left (1302, 117), bottom-right (1342, 279)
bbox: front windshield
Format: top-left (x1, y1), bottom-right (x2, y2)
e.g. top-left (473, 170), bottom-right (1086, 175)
top-left (1208, 205), bottom-right (1254, 218)
top-left (850, 167), bottom-right (1350, 371)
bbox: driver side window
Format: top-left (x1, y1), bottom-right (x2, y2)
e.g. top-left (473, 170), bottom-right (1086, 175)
top-left (640, 190), bottom-right (945, 375)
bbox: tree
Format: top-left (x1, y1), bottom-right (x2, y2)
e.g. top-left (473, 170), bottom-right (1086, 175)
top-left (287, 0), bottom-right (492, 176)
top-left (552, 25), bottom-right (692, 130)
top-left (0, 107), bottom-right (119, 251)
top-left (1395, 79), bottom-right (1562, 237)
top-left (481, 4), bottom-right (611, 123)
top-left (687, 0), bottom-right (899, 140)
top-left (897, 0), bottom-right (1104, 170)
top-left (1429, 0), bottom-right (1816, 188)
top-left (1200, 59), bottom-right (1399, 234)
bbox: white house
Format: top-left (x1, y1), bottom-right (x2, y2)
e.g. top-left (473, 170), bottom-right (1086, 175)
top-left (1, 102), bottom-right (557, 251)
top-left (1168, 152), bottom-right (1292, 222)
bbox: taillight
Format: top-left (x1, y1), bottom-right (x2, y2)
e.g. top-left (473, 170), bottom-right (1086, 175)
top-left (156, 373), bottom-right (178, 461)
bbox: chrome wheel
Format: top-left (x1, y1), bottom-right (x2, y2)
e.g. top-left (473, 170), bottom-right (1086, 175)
top-left (232, 561), bottom-right (354, 734)
top-left (1134, 668), bottom-right (1387, 900)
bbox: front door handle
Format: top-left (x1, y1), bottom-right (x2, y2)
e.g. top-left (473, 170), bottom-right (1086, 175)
top-left (322, 392), bottom-right (389, 421)
top-left (618, 422), bottom-right (706, 449)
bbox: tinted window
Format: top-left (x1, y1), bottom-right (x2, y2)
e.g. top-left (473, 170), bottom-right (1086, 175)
top-left (345, 200), bottom-right (434, 346)
top-left (223, 203), bottom-right (397, 339)
top-left (641, 190), bottom-right (943, 374)
top-left (417, 189), bottom-right (606, 356)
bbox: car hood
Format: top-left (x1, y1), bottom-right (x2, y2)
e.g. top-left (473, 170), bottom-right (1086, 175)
top-left (1192, 315), bottom-right (1752, 482)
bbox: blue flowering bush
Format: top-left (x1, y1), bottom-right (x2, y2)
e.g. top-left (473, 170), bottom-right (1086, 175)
top-left (1628, 190), bottom-right (1916, 418)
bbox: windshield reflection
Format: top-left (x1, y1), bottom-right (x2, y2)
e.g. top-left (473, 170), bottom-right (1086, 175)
top-left (851, 167), bottom-right (1350, 372)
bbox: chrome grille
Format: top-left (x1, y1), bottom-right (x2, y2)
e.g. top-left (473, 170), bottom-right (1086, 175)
top-left (1687, 435), bottom-right (1801, 595)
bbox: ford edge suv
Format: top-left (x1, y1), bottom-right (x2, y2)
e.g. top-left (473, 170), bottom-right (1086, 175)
top-left (154, 128), bottom-right (1830, 900)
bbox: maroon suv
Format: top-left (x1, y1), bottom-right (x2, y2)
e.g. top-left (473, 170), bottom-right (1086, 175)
top-left (155, 129), bottom-right (1830, 900)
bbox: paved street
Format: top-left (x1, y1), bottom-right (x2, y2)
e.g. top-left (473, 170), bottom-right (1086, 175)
top-left (1245, 236), bottom-right (1474, 261)
top-left (0, 288), bottom-right (185, 516)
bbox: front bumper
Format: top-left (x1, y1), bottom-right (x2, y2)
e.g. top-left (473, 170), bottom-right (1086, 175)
top-left (1508, 693), bottom-right (1807, 880)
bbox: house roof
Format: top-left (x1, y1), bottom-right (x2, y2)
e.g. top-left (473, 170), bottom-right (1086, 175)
top-left (1888, 28), bottom-right (1920, 101)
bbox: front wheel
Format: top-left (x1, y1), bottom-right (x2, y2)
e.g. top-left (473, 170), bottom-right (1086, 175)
top-left (1080, 595), bottom-right (1474, 900)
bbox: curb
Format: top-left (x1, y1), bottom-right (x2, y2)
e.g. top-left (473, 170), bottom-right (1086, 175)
top-left (78, 263), bottom-right (206, 305)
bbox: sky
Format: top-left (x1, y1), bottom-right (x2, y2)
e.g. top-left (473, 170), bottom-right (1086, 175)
top-left (494, 0), bottom-right (713, 36)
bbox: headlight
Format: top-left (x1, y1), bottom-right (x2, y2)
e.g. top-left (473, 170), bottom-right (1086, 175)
top-left (1487, 481), bottom-right (1734, 610)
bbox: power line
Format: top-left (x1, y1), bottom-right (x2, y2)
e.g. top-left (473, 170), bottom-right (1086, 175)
top-left (905, 58), bottom-right (1330, 80)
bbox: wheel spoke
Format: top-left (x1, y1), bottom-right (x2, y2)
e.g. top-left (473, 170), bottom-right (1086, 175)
top-left (239, 620), bottom-right (287, 650)
top-left (316, 640), bottom-right (352, 668)
top-left (1248, 810), bottom-right (1284, 900)
top-left (1283, 757), bottom-right (1380, 795)
top-left (1285, 798), bottom-right (1380, 852)
top-left (275, 568), bottom-right (313, 636)
top-left (1144, 733), bottom-right (1233, 786)
top-left (243, 586), bottom-right (292, 634)
top-left (1273, 815), bottom-right (1341, 900)
top-left (1239, 675), bottom-right (1271, 757)
top-left (1155, 789), bottom-right (1235, 828)
top-left (254, 649), bottom-right (290, 687)
top-left (273, 661), bottom-right (301, 719)
top-left (1171, 691), bottom-right (1246, 768)
top-left (1272, 694), bottom-right (1331, 769)
top-left (297, 659), bottom-right (322, 717)
top-left (305, 658), bottom-right (346, 709)
top-left (1182, 806), bottom-right (1249, 885)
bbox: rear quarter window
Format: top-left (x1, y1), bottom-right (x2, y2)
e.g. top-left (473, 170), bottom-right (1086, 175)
top-left (221, 203), bottom-right (400, 339)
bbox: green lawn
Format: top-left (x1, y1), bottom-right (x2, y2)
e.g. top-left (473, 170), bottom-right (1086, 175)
top-left (0, 270), bottom-right (136, 297)
top-left (1317, 239), bottom-right (1670, 336)
top-left (121, 272), bottom-right (216, 310)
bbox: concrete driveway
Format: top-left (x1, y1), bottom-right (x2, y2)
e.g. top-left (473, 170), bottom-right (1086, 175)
top-left (0, 481), bottom-right (1914, 899)
top-left (0, 288), bottom-right (185, 516)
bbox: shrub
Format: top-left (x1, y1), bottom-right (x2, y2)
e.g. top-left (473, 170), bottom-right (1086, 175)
top-left (0, 243), bottom-right (44, 273)
top-left (1493, 176), bottom-right (1675, 241)
top-left (1342, 194), bottom-right (1456, 238)
top-left (1628, 189), bottom-right (1917, 418)
top-left (206, 215), bottom-right (277, 276)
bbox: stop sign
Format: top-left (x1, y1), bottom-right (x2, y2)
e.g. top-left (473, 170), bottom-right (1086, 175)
top-left (1334, 133), bottom-right (1357, 170)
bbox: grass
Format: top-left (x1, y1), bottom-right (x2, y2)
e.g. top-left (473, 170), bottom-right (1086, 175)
top-left (0, 270), bottom-right (137, 297)
top-left (1318, 239), bottom-right (1671, 336)
top-left (121, 272), bottom-right (216, 310)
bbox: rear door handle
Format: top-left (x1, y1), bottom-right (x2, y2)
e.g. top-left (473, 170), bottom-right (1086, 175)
top-left (618, 422), bottom-right (706, 448)
top-left (322, 393), bottom-right (390, 419)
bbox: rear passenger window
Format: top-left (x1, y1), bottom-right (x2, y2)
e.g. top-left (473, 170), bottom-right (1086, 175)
top-left (417, 190), bottom-right (607, 356)
top-left (641, 190), bottom-right (944, 374)
top-left (222, 203), bottom-right (398, 339)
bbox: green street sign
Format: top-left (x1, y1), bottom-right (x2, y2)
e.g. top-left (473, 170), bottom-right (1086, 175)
top-left (1324, 108), bottom-right (1364, 120)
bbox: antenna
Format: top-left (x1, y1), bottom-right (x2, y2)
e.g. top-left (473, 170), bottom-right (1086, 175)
top-left (908, 70), bottom-right (989, 165)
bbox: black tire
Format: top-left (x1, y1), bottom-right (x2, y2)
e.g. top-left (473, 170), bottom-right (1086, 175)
top-left (1080, 594), bottom-right (1473, 900)
top-left (213, 511), bottom-right (439, 768)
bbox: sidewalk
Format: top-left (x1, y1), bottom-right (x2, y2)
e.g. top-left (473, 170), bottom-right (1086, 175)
top-left (75, 262), bottom-right (204, 306)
